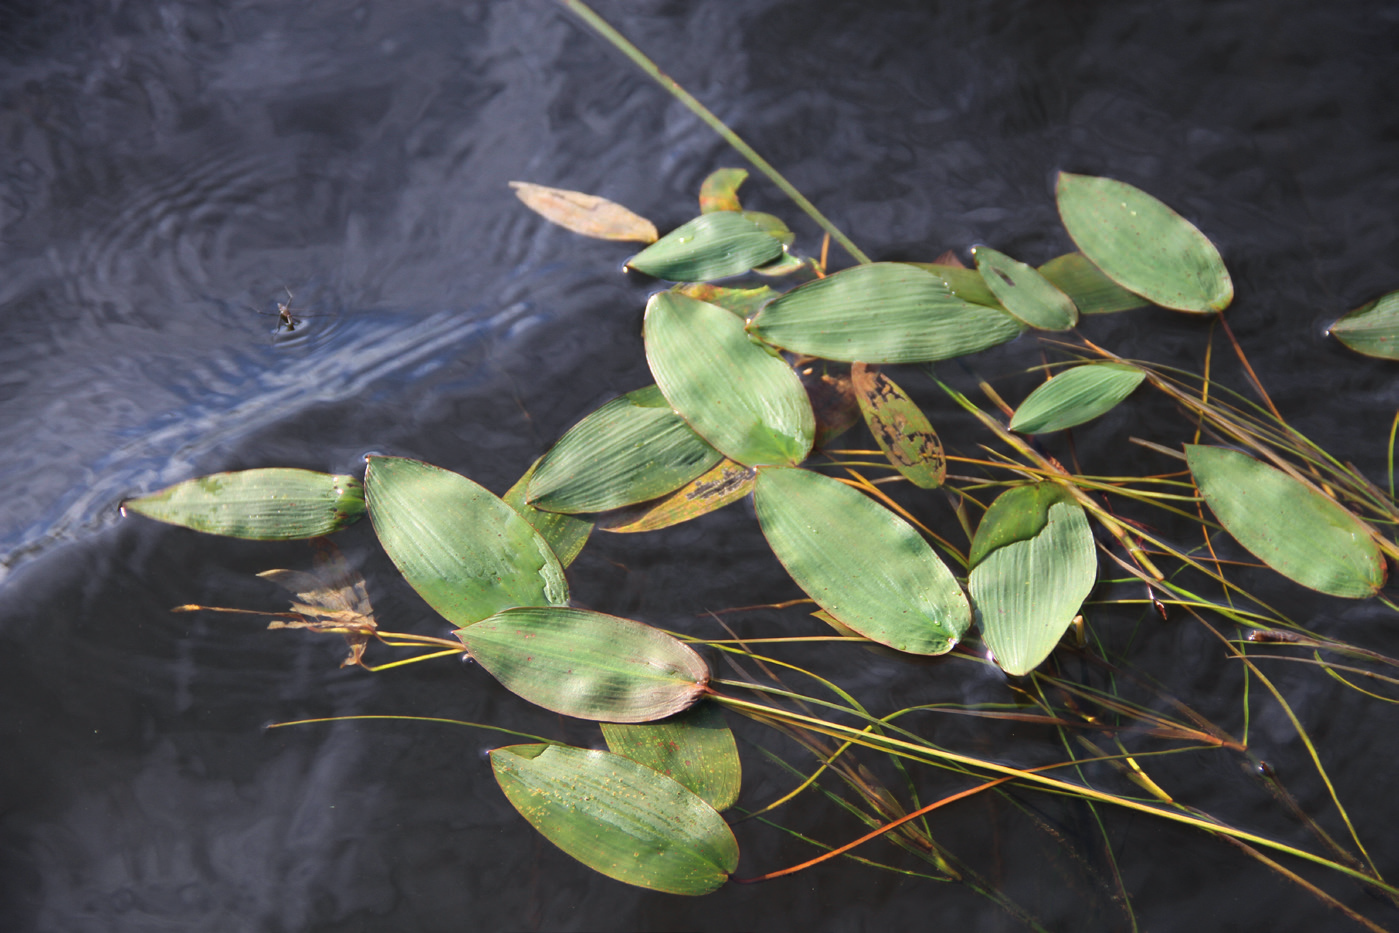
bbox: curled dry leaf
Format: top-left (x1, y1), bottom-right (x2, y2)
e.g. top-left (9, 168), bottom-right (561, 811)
top-left (509, 181), bottom-right (659, 243)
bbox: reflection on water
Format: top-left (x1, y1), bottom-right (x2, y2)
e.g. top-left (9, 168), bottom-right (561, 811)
top-left (2, 0), bottom-right (1398, 930)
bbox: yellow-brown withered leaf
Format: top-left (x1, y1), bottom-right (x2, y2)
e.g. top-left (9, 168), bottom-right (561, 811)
top-left (508, 181), bottom-right (658, 242)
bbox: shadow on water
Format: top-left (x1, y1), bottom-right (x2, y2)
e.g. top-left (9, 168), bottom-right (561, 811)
top-left (1, 0), bottom-right (1398, 930)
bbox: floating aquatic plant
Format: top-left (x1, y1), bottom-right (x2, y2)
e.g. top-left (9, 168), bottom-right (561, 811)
top-left (120, 3), bottom-right (1399, 928)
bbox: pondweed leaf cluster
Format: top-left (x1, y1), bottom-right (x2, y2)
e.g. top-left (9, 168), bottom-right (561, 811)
top-left (121, 6), bottom-right (1399, 921)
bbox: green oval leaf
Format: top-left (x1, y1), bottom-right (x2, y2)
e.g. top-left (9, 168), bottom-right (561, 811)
top-left (1186, 445), bottom-right (1385, 598)
top-left (1329, 291), bottom-right (1399, 360)
top-left (602, 702), bottom-right (741, 811)
top-left (458, 607), bottom-right (709, 722)
top-left (1008, 362), bottom-right (1146, 435)
top-left (698, 168), bottom-right (747, 213)
top-left (645, 291), bottom-right (814, 466)
top-left (972, 246), bottom-right (1079, 330)
top-left (596, 459), bottom-right (757, 534)
top-left (364, 457), bottom-right (568, 627)
top-left (491, 743), bottom-right (738, 895)
top-left (968, 484), bottom-right (1097, 676)
top-left (526, 385), bottom-right (722, 514)
top-left (850, 363), bottom-right (946, 489)
top-left (1038, 252), bottom-right (1148, 315)
top-left (754, 467), bottom-right (970, 655)
top-left (749, 263), bottom-right (1024, 363)
top-left (123, 469), bottom-right (365, 539)
top-left (1055, 172), bottom-right (1233, 313)
top-left (502, 459), bottom-right (593, 567)
top-left (627, 212), bottom-right (784, 282)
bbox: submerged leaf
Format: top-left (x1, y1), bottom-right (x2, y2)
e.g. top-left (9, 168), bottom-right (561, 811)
top-left (458, 606), bottom-right (709, 722)
top-left (123, 469), bottom-right (365, 540)
top-left (754, 467), bottom-right (970, 655)
top-left (1055, 172), bottom-right (1232, 313)
top-left (645, 291), bottom-right (814, 466)
top-left (502, 458), bottom-right (593, 567)
top-left (526, 385), bottom-right (722, 514)
top-left (1038, 252), bottom-right (1148, 314)
top-left (741, 211), bottom-right (795, 247)
top-left (915, 263), bottom-right (1005, 309)
top-left (803, 367), bottom-right (861, 448)
top-left (596, 459), bottom-right (756, 534)
top-left (851, 363), bottom-right (946, 488)
top-left (749, 263), bottom-right (1024, 363)
top-left (1329, 291), bottom-right (1399, 360)
top-left (698, 168), bottom-right (748, 213)
top-left (491, 743), bottom-right (738, 895)
top-left (967, 483), bottom-right (1066, 568)
top-left (365, 457), bottom-right (568, 627)
top-left (1009, 362), bottom-right (1146, 435)
top-left (673, 282), bottom-right (778, 320)
top-left (972, 246), bottom-right (1079, 330)
top-left (753, 251), bottom-right (809, 277)
top-left (1186, 445), bottom-right (1385, 598)
top-left (508, 181), bottom-right (658, 242)
top-left (174, 540), bottom-right (378, 668)
top-left (627, 212), bottom-right (784, 282)
top-left (602, 702), bottom-right (741, 811)
top-left (968, 484), bottom-right (1097, 676)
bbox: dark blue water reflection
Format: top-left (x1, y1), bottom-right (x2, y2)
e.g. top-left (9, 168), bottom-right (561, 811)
top-left (2, 1), bottom-right (1398, 930)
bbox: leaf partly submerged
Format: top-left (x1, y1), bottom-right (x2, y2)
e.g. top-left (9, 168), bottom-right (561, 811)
top-left (627, 212), bottom-right (784, 282)
top-left (596, 459), bottom-right (757, 534)
top-left (968, 484), bottom-right (1097, 676)
top-left (1329, 291), bottom-right (1399, 360)
top-left (673, 282), bottom-right (778, 321)
top-left (851, 363), bottom-right (946, 488)
top-left (458, 606), bottom-right (709, 722)
top-left (491, 743), bottom-right (738, 895)
top-left (502, 458), bottom-right (593, 567)
top-left (508, 181), bottom-right (658, 242)
top-left (645, 291), bottom-right (814, 467)
top-left (364, 456), bottom-right (568, 627)
top-left (1055, 172), bottom-right (1232, 313)
top-left (1009, 362), bottom-right (1146, 435)
top-left (749, 263), bottom-right (1024, 363)
top-left (972, 246), bottom-right (1079, 330)
top-left (911, 262), bottom-right (1005, 310)
top-left (123, 469), bottom-right (365, 540)
top-left (602, 702), bottom-right (741, 811)
top-left (754, 466), bottom-right (970, 655)
top-left (526, 385), bottom-right (722, 514)
top-left (1038, 252), bottom-right (1148, 315)
top-left (1186, 445), bottom-right (1385, 598)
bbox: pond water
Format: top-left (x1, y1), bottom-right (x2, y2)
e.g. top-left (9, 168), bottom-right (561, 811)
top-left (2, 0), bottom-right (1398, 930)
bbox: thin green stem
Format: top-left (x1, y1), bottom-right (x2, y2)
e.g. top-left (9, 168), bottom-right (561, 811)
top-left (265, 714), bottom-right (555, 744)
top-left (559, 0), bottom-right (871, 265)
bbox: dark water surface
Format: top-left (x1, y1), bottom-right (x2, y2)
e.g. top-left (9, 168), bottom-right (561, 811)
top-left (2, 0), bottom-right (1398, 930)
